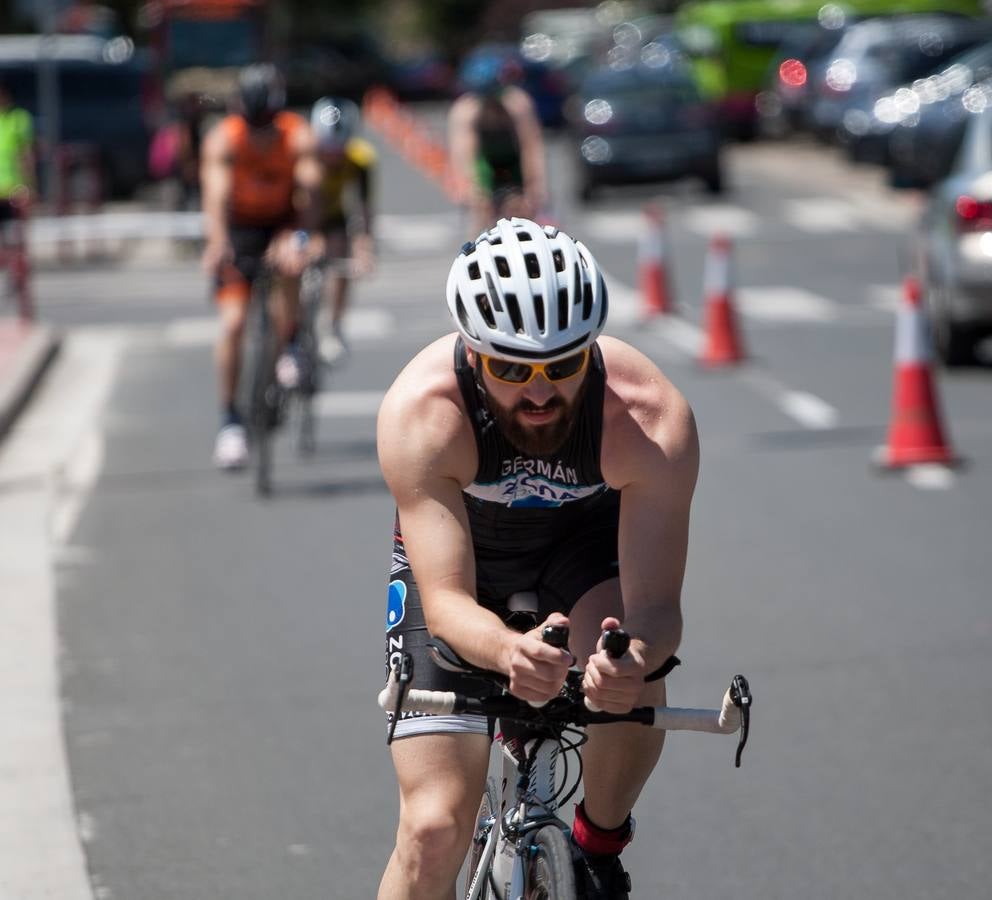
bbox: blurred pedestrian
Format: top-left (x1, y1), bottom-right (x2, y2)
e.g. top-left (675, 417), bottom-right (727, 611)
top-left (447, 52), bottom-right (548, 236)
top-left (309, 96), bottom-right (376, 365)
top-left (0, 79), bottom-right (34, 309)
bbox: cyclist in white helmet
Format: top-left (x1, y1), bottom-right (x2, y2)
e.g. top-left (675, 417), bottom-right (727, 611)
top-left (309, 95), bottom-right (376, 364)
top-left (376, 218), bottom-right (699, 899)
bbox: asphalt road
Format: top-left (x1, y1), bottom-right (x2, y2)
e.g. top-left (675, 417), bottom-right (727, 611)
top-left (1, 119), bottom-right (991, 900)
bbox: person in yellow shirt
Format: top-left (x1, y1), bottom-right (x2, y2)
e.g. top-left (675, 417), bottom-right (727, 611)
top-left (0, 80), bottom-right (34, 311)
top-left (310, 97), bottom-right (376, 364)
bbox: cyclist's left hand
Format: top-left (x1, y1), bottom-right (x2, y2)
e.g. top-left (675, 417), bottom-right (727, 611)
top-left (581, 616), bottom-right (647, 714)
top-left (265, 231), bottom-right (310, 278)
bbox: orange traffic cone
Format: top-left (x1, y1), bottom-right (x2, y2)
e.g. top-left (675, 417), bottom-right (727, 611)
top-left (638, 203), bottom-right (675, 317)
top-left (875, 276), bottom-right (957, 468)
top-left (699, 234), bottom-right (746, 367)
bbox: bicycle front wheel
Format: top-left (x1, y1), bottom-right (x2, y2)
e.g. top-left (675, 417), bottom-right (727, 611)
top-left (526, 826), bottom-right (576, 900)
top-left (464, 776), bottom-right (499, 900)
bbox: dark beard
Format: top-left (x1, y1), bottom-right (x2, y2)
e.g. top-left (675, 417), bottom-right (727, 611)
top-left (487, 377), bottom-right (589, 458)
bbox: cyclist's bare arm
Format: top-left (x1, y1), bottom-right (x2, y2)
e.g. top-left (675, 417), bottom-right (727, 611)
top-left (592, 337), bottom-right (700, 705)
top-left (502, 86), bottom-right (547, 212)
top-left (447, 94), bottom-right (482, 204)
top-left (376, 336), bottom-right (571, 700)
top-left (199, 124), bottom-right (233, 270)
top-left (291, 123), bottom-right (323, 232)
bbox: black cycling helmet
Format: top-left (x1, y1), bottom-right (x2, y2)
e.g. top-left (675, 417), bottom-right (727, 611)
top-left (310, 96), bottom-right (360, 152)
top-left (238, 63), bottom-right (285, 128)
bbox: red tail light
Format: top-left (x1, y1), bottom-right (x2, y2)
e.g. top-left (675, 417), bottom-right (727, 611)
top-left (779, 59), bottom-right (807, 88)
top-left (955, 194), bottom-right (992, 231)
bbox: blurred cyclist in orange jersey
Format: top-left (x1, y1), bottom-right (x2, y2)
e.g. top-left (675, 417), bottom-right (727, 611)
top-left (200, 64), bottom-right (324, 470)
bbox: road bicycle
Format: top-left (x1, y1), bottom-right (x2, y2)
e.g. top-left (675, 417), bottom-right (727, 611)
top-left (238, 265), bottom-right (284, 497)
top-left (379, 619), bottom-right (752, 899)
top-left (238, 250), bottom-right (359, 494)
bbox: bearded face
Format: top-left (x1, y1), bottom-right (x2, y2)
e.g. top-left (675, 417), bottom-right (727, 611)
top-left (481, 365), bottom-right (590, 458)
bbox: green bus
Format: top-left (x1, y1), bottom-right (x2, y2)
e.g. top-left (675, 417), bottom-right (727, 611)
top-left (673, 0), bottom-right (988, 138)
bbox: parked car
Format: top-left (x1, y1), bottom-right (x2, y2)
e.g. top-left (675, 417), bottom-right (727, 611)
top-left (0, 34), bottom-right (153, 198)
top-left (917, 105), bottom-right (992, 365)
top-left (570, 61), bottom-right (724, 202)
top-left (808, 15), bottom-right (985, 148)
top-left (885, 41), bottom-right (992, 188)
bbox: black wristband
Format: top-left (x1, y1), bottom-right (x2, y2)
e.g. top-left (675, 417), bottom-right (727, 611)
top-left (644, 655), bottom-right (681, 682)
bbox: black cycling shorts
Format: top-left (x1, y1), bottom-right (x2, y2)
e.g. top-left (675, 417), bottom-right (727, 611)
top-left (384, 492), bottom-right (621, 740)
top-left (214, 222), bottom-right (284, 303)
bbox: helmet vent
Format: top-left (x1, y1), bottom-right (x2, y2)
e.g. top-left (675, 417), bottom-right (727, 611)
top-left (455, 293), bottom-right (478, 339)
top-left (495, 256), bottom-right (511, 278)
top-left (552, 250), bottom-right (565, 272)
top-left (557, 287), bottom-right (569, 330)
top-left (533, 294), bottom-right (545, 332)
top-left (582, 282), bottom-right (593, 320)
top-left (476, 293), bottom-right (496, 328)
top-left (468, 261), bottom-right (481, 280)
top-left (524, 253), bottom-right (540, 278)
top-left (518, 231), bottom-right (532, 242)
top-left (505, 293), bottom-right (524, 334)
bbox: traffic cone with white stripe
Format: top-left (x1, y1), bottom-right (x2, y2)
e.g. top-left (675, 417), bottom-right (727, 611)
top-left (875, 276), bottom-right (956, 468)
top-left (638, 203), bottom-right (675, 317)
top-left (699, 234), bottom-right (746, 367)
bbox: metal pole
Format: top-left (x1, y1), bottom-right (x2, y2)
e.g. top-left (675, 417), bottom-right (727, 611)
top-left (38, 0), bottom-right (62, 210)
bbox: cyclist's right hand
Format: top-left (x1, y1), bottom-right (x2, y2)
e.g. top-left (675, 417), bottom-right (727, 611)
top-left (505, 613), bottom-right (572, 704)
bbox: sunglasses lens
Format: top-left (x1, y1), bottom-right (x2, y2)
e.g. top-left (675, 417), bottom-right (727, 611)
top-left (545, 351), bottom-right (587, 381)
top-left (487, 358), bottom-right (534, 383)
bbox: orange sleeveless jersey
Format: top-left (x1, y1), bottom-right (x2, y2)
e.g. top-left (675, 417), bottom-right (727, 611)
top-left (222, 111), bottom-right (306, 226)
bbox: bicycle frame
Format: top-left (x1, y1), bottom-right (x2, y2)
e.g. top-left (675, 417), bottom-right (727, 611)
top-left (467, 733), bottom-right (566, 900)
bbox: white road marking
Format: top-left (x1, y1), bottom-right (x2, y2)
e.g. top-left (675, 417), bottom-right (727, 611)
top-left (737, 287), bottom-right (837, 322)
top-left (583, 211), bottom-right (651, 244)
top-left (376, 213), bottom-right (460, 252)
top-left (783, 198), bottom-right (860, 233)
top-left (683, 204), bottom-right (760, 239)
top-left (778, 391), bottom-right (840, 430)
top-left (905, 464), bottom-right (955, 490)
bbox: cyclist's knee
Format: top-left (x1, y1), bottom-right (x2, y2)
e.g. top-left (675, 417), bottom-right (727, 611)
top-left (218, 301), bottom-right (248, 341)
top-left (395, 803), bottom-right (472, 881)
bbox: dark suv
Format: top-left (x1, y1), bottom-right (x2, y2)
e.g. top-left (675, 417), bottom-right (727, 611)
top-left (0, 35), bottom-right (152, 198)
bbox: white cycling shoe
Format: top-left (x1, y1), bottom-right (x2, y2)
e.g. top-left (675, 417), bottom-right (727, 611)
top-left (319, 328), bottom-right (349, 367)
top-left (213, 424), bottom-right (248, 471)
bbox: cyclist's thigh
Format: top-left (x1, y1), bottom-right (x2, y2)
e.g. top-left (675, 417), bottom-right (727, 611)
top-left (390, 731), bottom-right (491, 828)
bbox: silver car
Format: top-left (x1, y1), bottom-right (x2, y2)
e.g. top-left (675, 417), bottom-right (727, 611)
top-left (918, 104), bottom-right (992, 366)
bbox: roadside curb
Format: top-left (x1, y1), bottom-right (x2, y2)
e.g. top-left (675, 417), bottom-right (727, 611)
top-left (0, 320), bottom-right (62, 445)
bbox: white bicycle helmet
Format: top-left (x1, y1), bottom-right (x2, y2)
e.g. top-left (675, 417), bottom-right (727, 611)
top-left (446, 218), bottom-right (608, 362)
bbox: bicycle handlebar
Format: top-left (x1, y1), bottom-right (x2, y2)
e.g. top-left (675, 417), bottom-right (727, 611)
top-left (378, 674), bottom-right (741, 733)
top-left (379, 628), bottom-right (752, 766)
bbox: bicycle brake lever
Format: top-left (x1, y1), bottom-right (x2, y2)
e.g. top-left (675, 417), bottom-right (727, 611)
top-left (386, 653), bottom-right (415, 746)
top-left (729, 674), bottom-right (751, 768)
